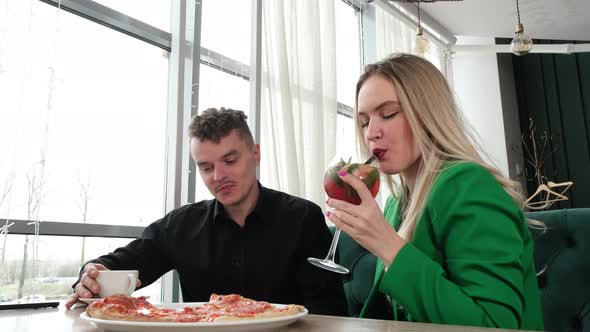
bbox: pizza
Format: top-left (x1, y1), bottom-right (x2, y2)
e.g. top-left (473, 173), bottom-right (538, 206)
top-left (85, 293), bottom-right (306, 323)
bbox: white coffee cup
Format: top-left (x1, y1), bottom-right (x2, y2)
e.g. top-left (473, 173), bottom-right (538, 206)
top-left (96, 270), bottom-right (138, 298)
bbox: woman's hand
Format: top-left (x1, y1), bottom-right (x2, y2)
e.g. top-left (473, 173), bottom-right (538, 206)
top-left (326, 171), bottom-right (406, 268)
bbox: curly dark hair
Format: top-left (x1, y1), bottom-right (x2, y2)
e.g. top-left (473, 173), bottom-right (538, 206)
top-left (188, 107), bottom-right (254, 145)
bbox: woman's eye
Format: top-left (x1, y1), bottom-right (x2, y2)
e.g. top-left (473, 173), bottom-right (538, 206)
top-left (383, 112), bottom-right (398, 119)
top-left (359, 116), bottom-right (369, 128)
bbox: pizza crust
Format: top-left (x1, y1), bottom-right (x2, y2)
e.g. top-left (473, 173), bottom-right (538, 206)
top-left (213, 304), bottom-right (305, 322)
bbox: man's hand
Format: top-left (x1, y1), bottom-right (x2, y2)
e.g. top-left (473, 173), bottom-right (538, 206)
top-left (65, 263), bottom-right (108, 309)
top-left (64, 264), bottom-right (142, 309)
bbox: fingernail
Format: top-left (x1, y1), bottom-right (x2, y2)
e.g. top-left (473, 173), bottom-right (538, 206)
top-left (326, 211), bottom-right (331, 217)
top-left (338, 171), bottom-right (347, 176)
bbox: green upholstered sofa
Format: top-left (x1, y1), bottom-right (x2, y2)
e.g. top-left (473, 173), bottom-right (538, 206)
top-left (331, 208), bottom-right (590, 331)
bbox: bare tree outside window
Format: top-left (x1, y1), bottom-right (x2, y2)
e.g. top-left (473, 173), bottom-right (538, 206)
top-left (1, 177), bottom-right (14, 282)
top-left (18, 159), bottom-right (48, 300)
top-left (77, 174), bottom-right (91, 268)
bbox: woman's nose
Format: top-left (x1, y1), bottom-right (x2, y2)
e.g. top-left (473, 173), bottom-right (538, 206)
top-left (365, 120), bottom-right (382, 141)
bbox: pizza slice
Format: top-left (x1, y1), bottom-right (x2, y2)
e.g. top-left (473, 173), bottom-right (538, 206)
top-left (204, 293), bottom-right (305, 322)
top-left (85, 293), bottom-right (305, 323)
top-left (85, 294), bottom-right (161, 321)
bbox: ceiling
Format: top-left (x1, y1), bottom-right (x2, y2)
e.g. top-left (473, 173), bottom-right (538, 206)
top-left (413, 0), bottom-right (590, 42)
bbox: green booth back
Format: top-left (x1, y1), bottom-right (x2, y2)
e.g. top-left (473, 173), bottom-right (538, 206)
top-left (527, 209), bottom-right (590, 332)
top-left (330, 208), bottom-right (590, 331)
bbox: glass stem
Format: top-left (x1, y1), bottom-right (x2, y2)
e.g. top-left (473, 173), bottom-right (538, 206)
top-left (324, 227), bottom-right (342, 261)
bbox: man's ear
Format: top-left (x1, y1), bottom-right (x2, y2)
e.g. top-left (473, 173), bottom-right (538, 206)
top-left (253, 143), bottom-right (260, 165)
top-left (189, 137), bottom-right (198, 162)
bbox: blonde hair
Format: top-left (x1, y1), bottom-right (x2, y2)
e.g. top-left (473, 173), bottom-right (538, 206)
top-left (354, 53), bottom-right (525, 240)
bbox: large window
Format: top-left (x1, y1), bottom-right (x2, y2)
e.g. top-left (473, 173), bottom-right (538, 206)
top-left (0, 0), bottom-right (171, 304)
top-left (0, 2), bottom-right (168, 226)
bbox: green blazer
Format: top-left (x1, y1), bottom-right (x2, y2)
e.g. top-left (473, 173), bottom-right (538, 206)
top-left (360, 162), bottom-right (544, 330)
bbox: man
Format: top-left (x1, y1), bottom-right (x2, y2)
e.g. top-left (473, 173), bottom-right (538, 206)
top-left (66, 107), bottom-right (347, 316)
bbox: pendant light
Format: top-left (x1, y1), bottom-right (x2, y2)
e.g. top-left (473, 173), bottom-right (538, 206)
top-left (386, 0), bottom-right (463, 56)
top-left (414, 1), bottom-right (430, 56)
top-left (510, 0), bottom-right (533, 55)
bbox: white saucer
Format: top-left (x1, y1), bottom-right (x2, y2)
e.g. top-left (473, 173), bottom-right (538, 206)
top-left (80, 296), bottom-right (150, 305)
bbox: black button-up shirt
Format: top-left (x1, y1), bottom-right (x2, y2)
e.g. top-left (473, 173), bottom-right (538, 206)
top-left (84, 184), bottom-right (347, 316)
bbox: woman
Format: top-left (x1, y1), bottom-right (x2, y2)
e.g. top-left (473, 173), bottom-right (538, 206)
top-left (326, 53), bottom-right (543, 330)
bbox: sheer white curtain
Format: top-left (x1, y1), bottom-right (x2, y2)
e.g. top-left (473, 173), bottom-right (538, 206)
top-left (374, 5), bottom-right (443, 70)
top-left (259, 0), bottom-right (337, 209)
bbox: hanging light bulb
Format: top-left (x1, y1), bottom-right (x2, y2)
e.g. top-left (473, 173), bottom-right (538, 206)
top-left (415, 27), bottom-right (431, 55)
top-left (413, 1), bottom-right (430, 56)
top-left (510, 0), bottom-right (533, 55)
top-left (511, 23), bottom-right (533, 55)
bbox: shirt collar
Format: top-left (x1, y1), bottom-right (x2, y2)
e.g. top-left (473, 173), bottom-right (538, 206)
top-left (213, 182), bottom-right (273, 226)
top-left (249, 183), bottom-right (274, 225)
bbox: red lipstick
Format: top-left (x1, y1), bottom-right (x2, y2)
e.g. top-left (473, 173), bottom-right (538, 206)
top-left (372, 148), bottom-right (387, 160)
